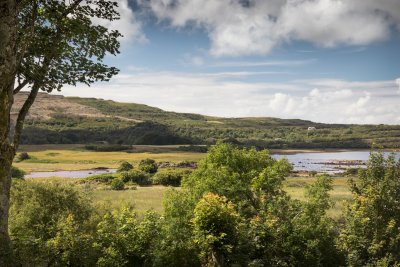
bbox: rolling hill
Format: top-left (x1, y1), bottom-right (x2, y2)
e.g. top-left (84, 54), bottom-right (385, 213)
top-left (12, 92), bottom-right (400, 149)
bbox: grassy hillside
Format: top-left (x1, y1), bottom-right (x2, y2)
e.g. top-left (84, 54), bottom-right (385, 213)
top-left (15, 92), bottom-right (400, 148)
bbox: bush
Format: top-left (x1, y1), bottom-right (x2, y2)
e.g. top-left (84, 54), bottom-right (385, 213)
top-left (85, 173), bottom-right (116, 183)
top-left (152, 169), bottom-right (190, 186)
top-left (84, 144), bottom-right (131, 152)
top-left (138, 158), bottom-right (158, 174)
top-left (11, 166), bottom-right (25, 179)
top-left (119, 170), bottom-right (151, 186)
top-left (117, 161), bottom-right (133, 172)
top-left (10, 181), bottom-right (95, 266)
top-left (111, 178), bottom-right (125, 190)
top-left (17, 152), bottom-right (30, 161)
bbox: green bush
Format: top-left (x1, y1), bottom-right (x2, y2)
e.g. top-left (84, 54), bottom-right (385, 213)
top-left (10, 181), bottom-right (95, 266)
top-left (17, 152), bottom-right (30, 161)
top-left (84, 144), bottom-right (131, 152)
top-left (152, 169), bottom-right (190, 186)
top-left (117, 161), bottom-right (133, 172)
top-left (119, 170), bottom-right (151, 186)
top-left (85, 173), bottom-right (116, 183)
top-left (138, 158), bottom-right (158, 174)
top-left (11, 166), bottom-right (25, 179)
top-left (111, 178), bottom-right (125, 190)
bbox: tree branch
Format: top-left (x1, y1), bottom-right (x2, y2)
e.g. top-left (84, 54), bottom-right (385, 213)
top-left (16, 0), bottom-right (38, 70)
top-left (59, 0), bottom-right (84, 22)
top-left (12, 84), bottom-right (39, 149)
top-left (13, 80), bottom-right (28, 95)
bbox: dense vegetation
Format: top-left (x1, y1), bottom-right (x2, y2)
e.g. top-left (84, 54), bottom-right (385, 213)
top-left (18, 93), bottom-right (400, 148)
top-left (9, 144), bottom-right (400, 266)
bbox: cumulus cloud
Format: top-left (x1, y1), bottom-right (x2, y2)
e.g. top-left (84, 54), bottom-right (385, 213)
top-left (144, 0), bottom-right (400, 56)
top-left (396, 78), bottom-right (400, 93)
top-left (93, 0), bottom-right (147, 44)
top-left (62, 72), bottom-right (400, 124)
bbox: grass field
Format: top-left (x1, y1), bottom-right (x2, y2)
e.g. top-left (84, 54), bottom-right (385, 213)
top-left (18, 145), bottom-right (354, 219)
top-left (15, 145), bottom-right (205, 172)
top-left (27, 175), bottom-right (353, 219)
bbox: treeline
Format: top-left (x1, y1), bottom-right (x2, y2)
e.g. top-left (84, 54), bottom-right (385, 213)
top-left (9, 144), bottom-right (400, 266)
top-left (20, 123), bottom-right (400, 149)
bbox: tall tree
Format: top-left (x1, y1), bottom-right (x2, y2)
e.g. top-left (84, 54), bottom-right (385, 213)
top-left (0, 0), bottom-right (121, 264)
top-left (0, 0), bottom-right (18, 264)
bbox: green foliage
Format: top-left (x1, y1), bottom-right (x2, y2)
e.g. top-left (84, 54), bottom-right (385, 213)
top-left (94, 207), bottom-right (162, 267)
top-left (119, 170), bottom-right (151, 186)
top-left (17, 0), bottom-right (121, 93)
top-left (11, 166), bottom-right (25, 179)
top-left (117, 161), bottom-right (134, 173)
top-left (165, 143), bottom-right (341, 266)
top-left (111, 178), bottom-right (125, 191)
top-left (85, 144), bottom-right (131, 152)
top-left (183, 142), bottom-right (292, 216)
top-left (10, 181), bottom-right (94, 266)
top-left (152, 169), bottom-right (190, 186)
top-left (138, 158), bottom-right (158, 174)
top-left (17, 152), bottom-right (30, 162)
top-left (339, 152), bottom-right (400, 266)
top-left (85, 173), bottom-right (117, 183)
top-left (193, 193), bottom-right (241, 266)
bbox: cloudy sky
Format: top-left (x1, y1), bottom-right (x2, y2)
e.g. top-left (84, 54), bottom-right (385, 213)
top-left (63, 0), bottom-right (400, 124)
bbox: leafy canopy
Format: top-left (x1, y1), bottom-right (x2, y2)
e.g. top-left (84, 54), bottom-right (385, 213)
top-left (16, 0), bottom-right (121, 92)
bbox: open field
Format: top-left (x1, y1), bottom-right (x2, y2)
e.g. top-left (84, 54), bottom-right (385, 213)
top-left (15, 145), bottom-right (205, 172)
top-left (27, 176), bottom-right (353, 219)
top-left (17, 145), bottom-right (355, 219)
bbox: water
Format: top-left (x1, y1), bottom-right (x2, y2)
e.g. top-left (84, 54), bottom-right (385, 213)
top-left (26, 168), bottom-right (116, 179)
top-left (26, 150), bottom-right (400, 178)
top-left (272, 151), bottom-right (400, 173)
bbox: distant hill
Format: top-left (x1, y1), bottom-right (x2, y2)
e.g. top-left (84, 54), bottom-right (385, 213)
top-left (13, 92), bottom-right (400, 149)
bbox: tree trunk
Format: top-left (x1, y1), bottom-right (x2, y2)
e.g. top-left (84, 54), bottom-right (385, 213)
top-left (0, 147), bottom-right (13, 266)
top-left (0, 0), bottom-right (18, 265)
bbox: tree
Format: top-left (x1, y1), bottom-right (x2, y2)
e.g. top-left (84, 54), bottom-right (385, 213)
top-left (192, 193), bottom-right (241, 267)
top-left (0, 1), bottom-right (18, 264)
top-left (138, 158), bottom-right (158, 174)
top-left (0, 0), bottom-right (121, 264)
top-left (339, 152), bottom-right (400, 266)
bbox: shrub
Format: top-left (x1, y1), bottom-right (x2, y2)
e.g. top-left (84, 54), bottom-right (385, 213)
top-left (119, 170), bottom-right (151, 186)
top-left (11, 166), bottom-right (26, 179)
top-left (117, 161), bottom-right (133, 172)
top-left (17, 152), bottom-right (30, 161)
top-left (111, 178), bottom-right (125, 190)
top-left (138, 158), bottom-right (158, 174)
top-left (10, 181), bottom-right (95, 266)
top-left (339, 152), bottom-right (400, 266)
top-left (344, 167), bottom-right (359, 176)
top-left (85, 173), bottom-right (116, 183)
top-left (152, 169), bottom-right (190, 186)
top-left (84, 144), bottom-right (131, 152)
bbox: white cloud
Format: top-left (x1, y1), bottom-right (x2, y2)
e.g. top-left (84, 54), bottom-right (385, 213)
top-left (396, 78), bottom-right (400, 93)
top-left (93, 0), bottom-right (147, 44)
top-left (212, 59), bottom-right (315, 68)
top-left (145, 0), bottom-right (400, 56)
top-left (61, 72), bottom-right (400, 124)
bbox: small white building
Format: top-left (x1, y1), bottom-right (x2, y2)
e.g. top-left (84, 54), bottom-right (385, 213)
top-left (307, 127), bottom-right (316, 131)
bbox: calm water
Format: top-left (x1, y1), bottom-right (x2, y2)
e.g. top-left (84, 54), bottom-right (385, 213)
top-left (26, 151), bottom-right (400, 178)
top-left (272, 151), bottom-right (400, 173)
top-left (26, 169), bottom-right (116, 178)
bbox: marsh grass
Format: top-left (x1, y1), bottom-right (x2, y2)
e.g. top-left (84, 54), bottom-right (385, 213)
top-left (25, 175), bottom-right (353, 219)
top-left (15, 145), bottom-right (205, 172)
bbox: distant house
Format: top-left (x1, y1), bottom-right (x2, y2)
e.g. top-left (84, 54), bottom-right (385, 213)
top-left (307, 127), bottom-right (316, 131)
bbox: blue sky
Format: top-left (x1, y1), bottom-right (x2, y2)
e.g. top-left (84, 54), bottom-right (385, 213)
top-left (64, 0), bottom-right (400, 124)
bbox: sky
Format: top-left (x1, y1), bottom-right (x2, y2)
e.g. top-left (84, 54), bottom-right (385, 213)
top-left (63, 0), bottom-right (400, 124)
